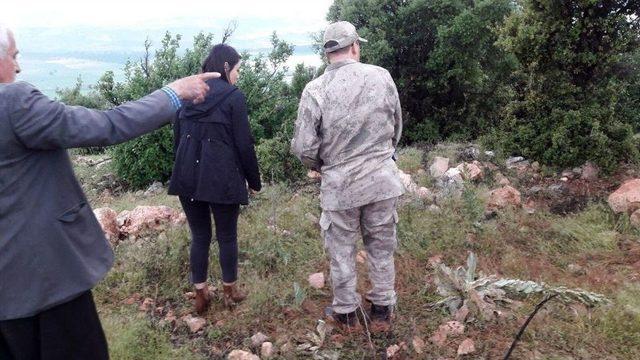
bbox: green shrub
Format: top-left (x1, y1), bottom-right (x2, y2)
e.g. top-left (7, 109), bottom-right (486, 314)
top-left (256, 134), bottom-right (306, 184)
top-left (488, 0), bottom-right (640, 172)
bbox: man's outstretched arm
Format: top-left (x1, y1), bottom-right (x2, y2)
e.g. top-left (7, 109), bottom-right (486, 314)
top-left (8, 73), bottom-right (219, 150)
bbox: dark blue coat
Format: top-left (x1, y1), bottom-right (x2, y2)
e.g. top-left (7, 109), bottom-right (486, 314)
top-left (168, 79), bottom-right (261, 205)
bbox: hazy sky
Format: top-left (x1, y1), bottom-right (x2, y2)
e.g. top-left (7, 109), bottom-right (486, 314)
top-left (5, 0), bottom-right (333, 32)
top-left (4, 1), bottom-right (335, 94)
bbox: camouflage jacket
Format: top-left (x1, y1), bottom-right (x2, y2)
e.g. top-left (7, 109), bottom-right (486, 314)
top-left (291, 59), bottom-right (405, 211)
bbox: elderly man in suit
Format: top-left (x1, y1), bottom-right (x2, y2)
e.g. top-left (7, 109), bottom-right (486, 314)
top-left (0, 25), bottom-right (219, 359)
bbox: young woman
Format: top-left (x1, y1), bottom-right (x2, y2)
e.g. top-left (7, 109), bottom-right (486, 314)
top-left (168, 44), bottom-right (261, 314)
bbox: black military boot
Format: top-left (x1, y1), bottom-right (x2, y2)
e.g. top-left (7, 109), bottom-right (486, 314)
top-left (369, 304), bottom-right (393, 333)
top-left (325, 307), bottom-right (362, 334)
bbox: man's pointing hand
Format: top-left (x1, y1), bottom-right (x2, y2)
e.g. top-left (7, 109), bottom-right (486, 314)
top-left (167, 72), bottom-right (221, 104)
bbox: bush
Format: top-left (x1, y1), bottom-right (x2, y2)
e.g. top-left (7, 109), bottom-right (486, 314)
top-left (488, 0), bottom-right (640, 172)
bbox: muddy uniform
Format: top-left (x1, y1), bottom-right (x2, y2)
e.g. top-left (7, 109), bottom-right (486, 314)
top-left (292, 59), bottom-right (405, 314)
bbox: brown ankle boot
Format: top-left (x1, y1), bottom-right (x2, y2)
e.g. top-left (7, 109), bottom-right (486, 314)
top-left (194, 287), bottom-right (211, 315)
top-left (223, 282), bottom-right (246, 307)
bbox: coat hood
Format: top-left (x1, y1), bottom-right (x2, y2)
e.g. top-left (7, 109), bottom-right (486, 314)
top-left (178, 78), bottom-right (238, 121)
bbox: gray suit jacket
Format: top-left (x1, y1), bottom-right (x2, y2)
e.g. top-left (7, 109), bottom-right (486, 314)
top-left (0, 82), bottom-right (175, 320)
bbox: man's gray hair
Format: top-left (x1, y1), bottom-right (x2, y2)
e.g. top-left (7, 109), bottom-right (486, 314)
top-left (0, 24), bottom-right (12, 58)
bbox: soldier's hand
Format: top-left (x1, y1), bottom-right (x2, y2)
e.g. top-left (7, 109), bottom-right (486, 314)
top-left (167, 72), bottom-right (221, 104)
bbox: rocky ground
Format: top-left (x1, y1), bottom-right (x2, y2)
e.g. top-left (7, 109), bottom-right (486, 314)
top-left (72, 143), bottom-right (640, 359)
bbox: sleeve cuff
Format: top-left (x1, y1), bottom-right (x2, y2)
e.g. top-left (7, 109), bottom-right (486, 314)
top-left (160, 86), bottom-right (182, 111)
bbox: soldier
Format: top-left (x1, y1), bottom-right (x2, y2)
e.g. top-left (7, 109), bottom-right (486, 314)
top-left (291, 21), bottom-right (404, 333)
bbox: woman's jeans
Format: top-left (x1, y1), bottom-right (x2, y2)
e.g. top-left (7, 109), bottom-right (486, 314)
top-left (179, 197), bottom-right (240, 284)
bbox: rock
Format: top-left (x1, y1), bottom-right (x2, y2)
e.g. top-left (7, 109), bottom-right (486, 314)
top-left (506, 156), bottom-right (525, 168)
top-left (428, 204), bottom-right (441, 212)
top-left (455, 304), bottom-right (470, 322)
top-left (143, 181), bottom-right (164, 196)
top-left (307, 170), bottom-right (322, 180)
top-left (456, 163), bottom-right (483, 181)
top-left (458, 146), bottom-right (480, 162)
top-left (182, 315), bottom-right (207, 333)
top-left (608, 179), bottom-right (640, 214)
top-left (531, 161), bottom-right (540, 171)
top-left (430, 157), bottom-right (450, 178)
top-left (305, 213), bottom-right (319, 224)
top-left (260, 342), bottom-right (274, 359)
top-left (485, 150), bottom-right (495, 158)
top-left (560, 177), bottom-right (569, 182)
top-left (386, 344), bottom-right (401, 358)
top-left (487, 185), bottom-right (522, 211)
top-left (227, 349), bottom-right (259, 360)
top-left (93, 208), bottom-right (119, 244)
top-left (494, 172), bottom-right (511, 186)
top-left (251, 332), bottom-right (269, 347)
top-left (430, 321), bottom-right (465, 347)
top-left (457, 338), bottom-right (476, 356)
top-left (631, 209), bottom-right (640, 228)
top-left (445, 321), bottom-right (465, 335)
top-left (412, 336), bottom-right (425, 354)
top-left (417, 187), bottom-right (435, 202)
top-left (356, 250), bottom-right (367, 264)
top-left (444, 168), bottom-right (463, 184)
top-left (561, 170), bottom-right (575, 179)
top-left (117, 206), bottom-right (186, 238)
top-left (581, 162), bottom-right (599, 181)
top-left (308, 273), bottom-right (325, 289)
top-left (567, 264), bottom-right (586, 276)
top-left (139, 297), bottom-right (154, 312)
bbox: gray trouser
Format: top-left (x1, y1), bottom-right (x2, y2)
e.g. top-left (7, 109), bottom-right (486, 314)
top-left (320, 197), bottom-right (399, 314)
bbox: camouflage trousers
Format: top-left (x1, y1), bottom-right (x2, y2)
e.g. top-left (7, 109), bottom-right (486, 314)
top-left (320, 197), bottom-right (399, 314)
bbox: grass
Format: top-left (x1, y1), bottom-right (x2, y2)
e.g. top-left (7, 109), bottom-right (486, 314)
top-left (74, 149), bottom-right (640, 359)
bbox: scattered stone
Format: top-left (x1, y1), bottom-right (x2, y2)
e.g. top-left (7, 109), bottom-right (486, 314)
top-left (428, 204), bottom-right (441, 212)
top-left (307, 170), bottom-right (322, 180)
top-left (260, 342), bottom-right (274, 359)
top-left (281, 230), bottom-right (292, 237)
top-left (116, 206), bottom-right (186, 238)
top-left (139, 297), bottom-right (154, 312)
top-left (561, 170), bottom-right (575, 180)
top-left (122, 293), bottom-right (141, 305)
top-left (485, 150), bottom-right (495, 158)
top-left (531, 161), bottom-right (540, 171)
top-left (506, 156), bottom-right (525, 168)
top-left (430, 321), bottom-right (465, 347)
top-left (143, 181), bottom-right (164, 196)
top-left (428, 255), bottom-right (443, 267)
top-left (457, 338), bottom-right (476, 356)
top-left (444, 168), bottom-right (463, 184)
top-left (631, 209), bottom-right (640, 228)
top-left (524, 198), bottom-right (537, 214)
top-left (430, 157), bottom-right (450, 178)
top-left (458, 146), bottom-right (480, 162)
top-left (164, 310), bottom-right (177, 324)
top-left (608, 179), bottom-right (640, 214)
top-left (581, 162), bottom-right (599, 181)
top-left (568, 264), bottom-right (586, 276)
top-left (251, 332), bottom-right (269, 347)
top-left (445, 321), bottom-right (465, 336)
top-left (412, 336), bottom-right (425, 354)
top-left (487, 185), bottom-right (522, 211)
top-left (456, 163), bottom-right (483, 181)
top-left (494, 172), bottom-right (511, 186)
top-left (93, 208), bottom-right (119, 245)
top-left (417, 187), bottom-right (435, 202)
top-left (227, 349), bottom-right (259, 360)
top-left (455, 304), bottom-right (470, 323)
top-left (308, 273), bottom-right (325, 289)
top-left (305, 213), bottom-right (319, 224)
top-left (356, 250), bottom-right (367, 264)
top-left (182, 315), bottom-right (207, 333)
top-left (386, 344), bottom-right (401, 358)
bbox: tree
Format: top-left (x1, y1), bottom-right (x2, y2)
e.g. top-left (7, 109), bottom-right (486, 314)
top-left (327, 0), bottom-right (517, 143)
top-left (489, 0), bottom-right (640, 172)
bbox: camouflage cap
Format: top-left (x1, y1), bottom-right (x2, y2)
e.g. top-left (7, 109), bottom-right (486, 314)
top-left (323, 21), bottom-right (368, 53)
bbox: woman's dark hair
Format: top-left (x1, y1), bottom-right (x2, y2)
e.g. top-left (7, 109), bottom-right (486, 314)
top-left (201, 44), bottom-right (241, 83)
